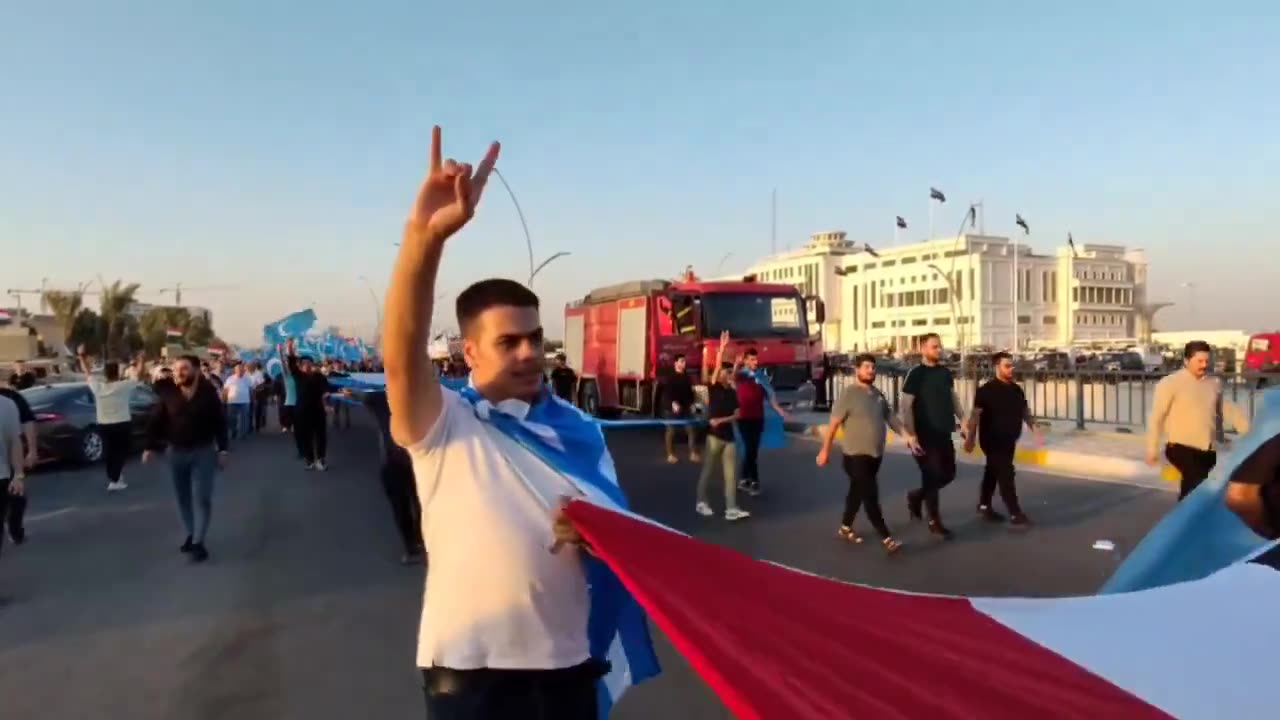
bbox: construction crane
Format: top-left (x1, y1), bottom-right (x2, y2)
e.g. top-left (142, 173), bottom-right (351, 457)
top-left (157, 283), bottom-right (238, 306)
top-left (6, 281), bottom-right (101, 314)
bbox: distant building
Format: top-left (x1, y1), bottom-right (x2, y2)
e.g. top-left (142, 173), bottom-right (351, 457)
top-left (125, 302), bottom-right (213, 326)
top-left (740, 231), bottom-right (1168, 354)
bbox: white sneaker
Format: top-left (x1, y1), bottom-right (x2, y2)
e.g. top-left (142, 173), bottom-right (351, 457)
top-left (304, 462), bottom-right (315, 471)
top-left (725, 508), bottom-right (751, 521)
top-left (695, 502), bottom-right (714, 517)
top-left (106, 481), bottom-right (128, 492)
top-left (314, 461), bottom-right (327, 471)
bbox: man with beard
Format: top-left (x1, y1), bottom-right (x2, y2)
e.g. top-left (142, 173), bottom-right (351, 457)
top-left (900, 334), bottom-right (966, 539)
top-left (384, 127), bottom-right (645, 717)
top-left (964, 351), bottom-right (1040, 527)
top-left (143, 355), bottom-right (227, 563)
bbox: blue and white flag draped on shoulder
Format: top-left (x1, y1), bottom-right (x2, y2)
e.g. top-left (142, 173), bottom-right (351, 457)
top-left (456, 381), bottom-right (661, 716)
top-left (1102, 388), bottom-right (1280, 594)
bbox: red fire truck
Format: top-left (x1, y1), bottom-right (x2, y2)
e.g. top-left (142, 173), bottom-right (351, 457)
top-left (563, 273), bottom-right (824, 416)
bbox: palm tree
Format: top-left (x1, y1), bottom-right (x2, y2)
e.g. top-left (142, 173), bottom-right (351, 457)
top-left (98, 280), bottom-right (142, 359)
top-left (42, 290), bottom-right (83, 352)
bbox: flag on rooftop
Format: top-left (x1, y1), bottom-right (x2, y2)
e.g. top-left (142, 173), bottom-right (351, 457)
top-left (929, 187), bottom-right (946, 203)
top-left (896, 216), bottom-right (908, 229)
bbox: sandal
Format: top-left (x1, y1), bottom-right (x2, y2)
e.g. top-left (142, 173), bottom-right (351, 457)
top-left (837, 526), bottom-right (864, 544)
top-left (882, 537), bottom-right (903, 554)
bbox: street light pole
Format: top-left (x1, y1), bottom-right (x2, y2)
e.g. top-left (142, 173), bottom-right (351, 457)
top-left (928, 263), bottom-right (965, 373)
top-left (492, 167), bottom-right (535, 286)
top-left (357, 276), bottom-right (383, 349)
top-left (530, 251), bottom-right (571, 286)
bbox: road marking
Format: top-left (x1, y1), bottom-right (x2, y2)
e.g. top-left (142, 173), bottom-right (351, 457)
top-left (26, 507), bottom-right (78, 523)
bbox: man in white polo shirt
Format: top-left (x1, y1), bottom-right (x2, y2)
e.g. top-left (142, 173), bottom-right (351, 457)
top-left (384, 128), bottom-right (604, 718)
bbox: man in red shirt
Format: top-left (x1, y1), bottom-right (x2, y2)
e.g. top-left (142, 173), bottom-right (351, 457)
top-left (732, 343), bottom-right (789, 497)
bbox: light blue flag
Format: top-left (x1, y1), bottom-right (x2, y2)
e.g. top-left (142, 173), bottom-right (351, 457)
top-left (1101, 388), bottom-right (1280, 594)
top-left (262, 309), bottom-right (317, 345)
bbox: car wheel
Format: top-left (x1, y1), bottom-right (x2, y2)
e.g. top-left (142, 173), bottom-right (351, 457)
top-left (80, 428), bottom-right (105, 464)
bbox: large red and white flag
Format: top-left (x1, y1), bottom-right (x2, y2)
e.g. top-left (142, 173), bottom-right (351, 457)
top-left (566, 501), bottom-right (1274, 720)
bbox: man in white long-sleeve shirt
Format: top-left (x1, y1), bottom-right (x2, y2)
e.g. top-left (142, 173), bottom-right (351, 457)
top-left (1146, 340), bottom-right (1251, 499)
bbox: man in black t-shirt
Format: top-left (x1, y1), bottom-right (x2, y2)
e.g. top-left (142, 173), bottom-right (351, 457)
top-left (548, 354), bottom-right (577, 403)
top-left (1225, 429), bottom-right (1280, 541)
top-left (900, 334), bottom-right (966, 539)
top-left (965, 351), bottom-right (1040, 527)
top-left (658, 354), bottom-right (699, 464)
top-left (695, 361), bottom-right (750, 521)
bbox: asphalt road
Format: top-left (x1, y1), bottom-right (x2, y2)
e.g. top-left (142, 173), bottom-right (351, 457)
top-left (0, 416), bottom-right (1175, 720)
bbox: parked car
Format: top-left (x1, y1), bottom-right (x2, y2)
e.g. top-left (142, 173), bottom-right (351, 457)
top-left (19, 382), bottom-right (160, 465)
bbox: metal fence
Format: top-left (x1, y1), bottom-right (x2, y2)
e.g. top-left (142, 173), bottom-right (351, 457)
top-left (826, 369), bottom-right (1276, 432)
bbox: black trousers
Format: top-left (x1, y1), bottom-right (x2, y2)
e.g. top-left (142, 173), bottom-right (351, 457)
top-left (0, 477), bottom-right (25, 551)
top-left (295, 411), bottom-right (328, 464)
top-left (254, 396), bottom-right (270, 431)
top-left (910, 441), bottom-right (957, 520)
top-left (422, 661), bottom-right (603, 720)
top-left (979, 445), bottom-right (1023, 515)
top-left (101, 420), bottom-right (131, 484)
top-left (279, 404), bottom-right (294, 431)
top-left (737, 418), bottom-right (764, 483)
top-left (382, 450), bottom-right (423, 554)
top-left (1166, 443), bottom-right (1217, 501)
top-left (841, 454), bottom-right (890, 538)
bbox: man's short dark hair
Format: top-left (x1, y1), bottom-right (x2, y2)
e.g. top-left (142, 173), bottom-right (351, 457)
top-left (992, 351), bottom-right (1013, 365)
top-left (921, 333), bottom-right (941, 344)
top-left (1184, 340), bottom-right (1212, 359)
top-left (455, 279), bottom-right (540, 335)
top-left (103, 361), bottom-right (120, 382)
top-left (673, 353), bottom-right (686, 362)
top-left (744, 348), bottom-right (759, 358)
top-left (180, 354), bottom-right (201, 367)
top-left (854, 353), bottom-right (876, 368)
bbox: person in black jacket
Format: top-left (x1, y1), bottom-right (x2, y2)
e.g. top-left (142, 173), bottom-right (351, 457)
top-left (360, 388), bottom-right (424, 564)
top-left (143, 355), bottom-right (228, 563)
top-left (658, 354), bottom-right (699, 463)
top-left (290, 352), bottom-right (335, 470)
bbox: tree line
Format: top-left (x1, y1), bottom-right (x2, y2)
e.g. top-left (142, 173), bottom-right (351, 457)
top-left (40, 281), bottom-right (222, 360)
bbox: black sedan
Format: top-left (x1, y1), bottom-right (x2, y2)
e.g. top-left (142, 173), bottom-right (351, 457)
top-left (19, 382), bottom-right (160, 465)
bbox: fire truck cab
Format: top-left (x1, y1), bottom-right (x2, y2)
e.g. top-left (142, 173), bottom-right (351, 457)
top-left (563, 274), bottom-right (823, 416)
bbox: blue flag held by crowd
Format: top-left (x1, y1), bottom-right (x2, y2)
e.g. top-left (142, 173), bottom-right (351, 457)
top-left (1102, 388), bottom-right (1280, 594)
top-left (262, 308), bottom-right (317, 345)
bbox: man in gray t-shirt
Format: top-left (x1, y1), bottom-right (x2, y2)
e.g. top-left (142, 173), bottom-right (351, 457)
top-left (1, 394), bottom-right (27, 556)
top-left (817, 354), bottom-right (919, 553)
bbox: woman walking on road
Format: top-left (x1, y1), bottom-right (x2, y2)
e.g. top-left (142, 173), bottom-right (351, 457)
top-left (77, 348), bottom-right (144, 492)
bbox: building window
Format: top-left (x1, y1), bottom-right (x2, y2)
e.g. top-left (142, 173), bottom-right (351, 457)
top-left (912, 318), bottom-right (928, 326)
top-left (882, 259), bottom-right (897, 267)
top-left (969, 269), bottom-right (976, 302)
top-left (1018, 315), bottom-right (1031, 325)
top-left (901, 256), bottom-right (917, 264)
top-left (1043, 316), bottom-right (1056, 325)
top-left (935, 317), bottom-right (951, 325)
top-left (915, 290), bottom-right (926, 305)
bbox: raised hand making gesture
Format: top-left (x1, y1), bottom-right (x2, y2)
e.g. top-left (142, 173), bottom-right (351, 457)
top-left (406, 126), bottom-right (501, 244)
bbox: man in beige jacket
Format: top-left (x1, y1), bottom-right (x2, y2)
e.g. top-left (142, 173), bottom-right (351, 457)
top-left (1146, 340), bottom-right (1250, 499)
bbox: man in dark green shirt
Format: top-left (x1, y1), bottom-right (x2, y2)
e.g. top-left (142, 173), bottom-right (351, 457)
top-left (900, 334), bottom-right (966, 539)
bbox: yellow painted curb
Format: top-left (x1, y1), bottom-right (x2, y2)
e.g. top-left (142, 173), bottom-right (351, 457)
top-left (824, 424), bottom-right (1183, 484)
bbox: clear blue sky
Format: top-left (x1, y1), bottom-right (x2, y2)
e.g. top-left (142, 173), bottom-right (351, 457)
top-left (3, 1), bottom-right (1277, 344)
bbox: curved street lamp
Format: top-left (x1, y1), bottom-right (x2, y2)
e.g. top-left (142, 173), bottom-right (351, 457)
top-left (530, 251), bottom-right (571, 286)
top-left (357, 276), bottom-right (383, 349)
top-left (491, 167), bottom-right (536, 285)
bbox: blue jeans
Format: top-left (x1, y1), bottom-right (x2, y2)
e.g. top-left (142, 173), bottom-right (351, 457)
top-left (169, 445), bottom-right (218, 544)
top-left (228, 403), bottom-right (251, 440)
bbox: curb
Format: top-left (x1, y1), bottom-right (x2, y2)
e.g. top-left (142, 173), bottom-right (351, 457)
top-left (784, 419), bottom-right (1181, 489)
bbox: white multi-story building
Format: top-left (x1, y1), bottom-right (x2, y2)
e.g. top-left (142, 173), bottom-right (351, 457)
top-left (742, 230), bottom-right (1164, 354)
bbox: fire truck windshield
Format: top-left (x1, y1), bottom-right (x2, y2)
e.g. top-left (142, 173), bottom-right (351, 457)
top-left (701, 292), bottom-right (807, 338)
